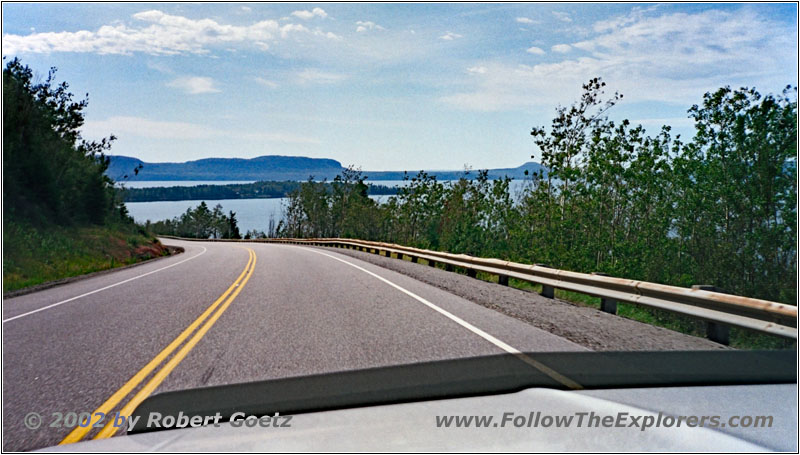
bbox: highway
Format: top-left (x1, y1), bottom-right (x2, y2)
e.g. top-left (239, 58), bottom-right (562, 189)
top-left (2, 239), bottom-right (585, 451)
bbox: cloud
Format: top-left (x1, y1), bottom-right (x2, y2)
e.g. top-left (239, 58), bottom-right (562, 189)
top-left (516, 17), bottom-right (536, 24)
top-left (441, 9), bottom-right (797, 111)
top-left (313, 29), bottom-right (342, 40)
top-left (279, 23), bottom-right (309, 38)
top-left (296, 69), bottom-right (346, 84)
top-left (526, 46), bottom-right (545, 55)
top-left (291, 8), bottom-right (327, 20)
top-left (167, 76), bottom-right (220, 94)
top-left (355, 21), bottom-right (385, 33)
top-left (551, 44), bottom-right (572, 53)
top-left (254, 77), bottom-right (278, 89)
top-left (440, 31), bottom-right (463, 41)
top-left (82, 116), bottom-right (321, 144)
top-left (467, 66), bottom-right (487, 74)
top-left (240, 6), bottom-right (251, 13)
top-left (552, 11), bottom-right (572, 23)
top-left (1, 9), bottom-right (338, 55)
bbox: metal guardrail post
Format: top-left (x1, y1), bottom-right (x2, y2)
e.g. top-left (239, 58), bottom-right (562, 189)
top-left (693, 285), bottom-right (731, 345)
top-left (536, 264), bottom-right (554, 298)
top-left (498, 275), bottom-right (509, 286)
top-left (410, 256), bottom-right (418, 263)
top-left (466, 269), bottom-right (477, 278)
top-left (593, 272), bottom-right (617, 314)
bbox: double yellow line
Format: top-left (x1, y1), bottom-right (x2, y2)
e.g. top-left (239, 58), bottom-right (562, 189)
top-left (60, 247), bottom-right (257, 444)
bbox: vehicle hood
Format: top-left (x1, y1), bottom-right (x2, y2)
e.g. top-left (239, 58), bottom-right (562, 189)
top-left (43, 384), bottom-right (795, 452)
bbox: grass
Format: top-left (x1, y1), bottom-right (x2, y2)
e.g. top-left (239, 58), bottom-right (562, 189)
top-left (3, 220), bottom-right (168, 293)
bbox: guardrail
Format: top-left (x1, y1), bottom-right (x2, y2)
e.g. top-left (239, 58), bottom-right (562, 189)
top-left (161, 236), bottom-right (797, 344)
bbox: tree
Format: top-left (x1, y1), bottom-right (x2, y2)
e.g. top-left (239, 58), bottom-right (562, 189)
top-left (675, 85), bottom-right (797, 302)
top-left (226, 211), bottom-right (241, 239)
top-left (3, 58), bottom-right (121, 226)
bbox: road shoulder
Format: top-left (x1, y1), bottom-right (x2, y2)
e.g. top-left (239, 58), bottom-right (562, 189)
top-left (318, 246), bottom-right (728, 351)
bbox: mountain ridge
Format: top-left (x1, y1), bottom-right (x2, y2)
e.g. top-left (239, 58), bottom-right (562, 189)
top-left (106, 155), bottom-right (545, 182)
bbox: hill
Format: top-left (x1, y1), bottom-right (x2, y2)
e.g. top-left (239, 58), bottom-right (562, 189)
top-left (107, 155), bottom-right (545, 182)
top-left (107, 155), bottom-right (344, 181)
top-left (3, 59), bottom-right (167, 293)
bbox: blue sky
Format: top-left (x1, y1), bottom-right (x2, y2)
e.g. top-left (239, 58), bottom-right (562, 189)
top-left (2, 3), bottom-right (797, 170)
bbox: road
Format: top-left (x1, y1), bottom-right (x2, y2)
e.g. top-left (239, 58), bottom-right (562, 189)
top-left (2, 239), bottom-right (585, 451)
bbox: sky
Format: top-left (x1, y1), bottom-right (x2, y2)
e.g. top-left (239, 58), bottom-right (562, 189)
top-left (2, 3), bottom-right (797, 171)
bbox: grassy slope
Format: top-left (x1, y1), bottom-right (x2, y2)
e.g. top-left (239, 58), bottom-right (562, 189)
top-left (3, 221), bottom-right (168, 293)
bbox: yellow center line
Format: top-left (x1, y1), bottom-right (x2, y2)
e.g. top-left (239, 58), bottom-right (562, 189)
top-left (59, 247), bottom-right (255, 445)
top-left (93, 248), bottom-right (257, 439)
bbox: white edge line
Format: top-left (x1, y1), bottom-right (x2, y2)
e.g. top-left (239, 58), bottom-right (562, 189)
top-left (3, 246), bottom-right (208, 323)
top-left (298, 247), bottom-right (582, 390)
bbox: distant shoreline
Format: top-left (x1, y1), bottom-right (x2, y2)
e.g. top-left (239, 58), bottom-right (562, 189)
top-left (120, 180), bottom-right (401, 203)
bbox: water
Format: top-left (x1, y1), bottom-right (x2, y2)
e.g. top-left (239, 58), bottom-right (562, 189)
top-left (119, 180), bottom-right (255, 189)
top-left (124, 179), bottom-right (533, 233)
top-left (126, 198), bottom-right (286, 234)
top-left (127, 196), bottom-right (384, 234)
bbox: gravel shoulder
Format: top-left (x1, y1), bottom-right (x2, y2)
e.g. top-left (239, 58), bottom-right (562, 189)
top-left (319, 246), bottom-right (729, 351)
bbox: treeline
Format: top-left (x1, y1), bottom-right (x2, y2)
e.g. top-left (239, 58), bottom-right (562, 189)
top-left (120, 180), bottom-right (400, 202)
top-left (3, 58), bottom-right (129, 226)
top-left (146, 202), bottom-right (241, 239)
top-left (279, 78), bottom-right (797, 306)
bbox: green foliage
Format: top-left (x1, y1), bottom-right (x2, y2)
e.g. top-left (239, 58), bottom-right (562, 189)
top-left (279, 78), bottom-right (797, 346)
top-left (280, 166), bottom-right (384, 239)
top-left (3, 58), bottom-right (128, 226)
top-left (147, 202), bottom-right (242, 239)
top-left (3, 219), bottom-right (163, 293)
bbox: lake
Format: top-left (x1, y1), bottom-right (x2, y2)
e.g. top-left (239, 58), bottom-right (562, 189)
top-left (124, 179), bottom-right (532, 233)
top-left (127, 196), bottom-right (386, 234)
top-left (119, 180), bottom-right (255, 188)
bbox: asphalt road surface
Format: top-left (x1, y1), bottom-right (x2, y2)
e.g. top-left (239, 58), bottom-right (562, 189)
top-left (3, 239), bottom-right (586, 451)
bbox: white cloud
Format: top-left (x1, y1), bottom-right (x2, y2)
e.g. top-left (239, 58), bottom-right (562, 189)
top-left (291, 8), bottom-right (327, 20)
top-left (526, 46), bottom-right (545, 55)
top-left (313, 29), bottom-right (342, 40)
top-left (167, 76), bottom-right (220, 94)
top-left (296, 69), bottom-right (346, 84)
top-left (254, 77), bottom-right (278, 89)
top-left (442, 9), bottom-right (797, 111)
top-left (355, 21), bottom-right (385, 33)
top-left (552, 11), bottom-right (573, 23)
top-left (240, 6), bottom-right (251, 13)
top-left (1, 9), bottom-right (339, 55)
top-left (83, 116), bottom-right (321, 144)
top-left (516, 17), bottom-right (536, 24)
top-left (279, 23), bottom-right (309, 38)
top-left (551, 44), bottom-right (572, 53)
top-left (467, 66), bottom-right (487, 74)
top-left (440, 31), bottom-right (463, 41)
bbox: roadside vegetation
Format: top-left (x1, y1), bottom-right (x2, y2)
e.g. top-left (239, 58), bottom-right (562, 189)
top-left (278, 78), bottom-right (797, 349)
top-left (3, 58), bottom-right (166, 293)
top-left (146, 202), bottom-right (242, 240)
